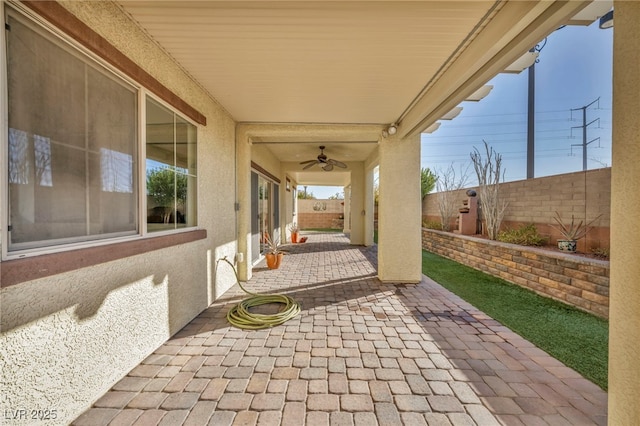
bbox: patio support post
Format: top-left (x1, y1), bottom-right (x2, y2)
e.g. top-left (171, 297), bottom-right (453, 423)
top-left (364, 167), bottom-right (375, 246)
top-left (343, 185), bottom-right (351, 233)
top-left (236, 128), bottom-right (252, 282)
top-left (377, 132), bottom-right (422, 283)
top-left (609, 1), bottom-right (640, 423)
top-left (349, 163), bottom-right (366, 245)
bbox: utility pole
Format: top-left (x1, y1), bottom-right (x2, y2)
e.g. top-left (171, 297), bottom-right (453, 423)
top-left (526, 53), bottom-right (535, 179)
top-left (526, 38), bottom-right (547, 179)
top-left (570, 98), bottom-right (600, 171)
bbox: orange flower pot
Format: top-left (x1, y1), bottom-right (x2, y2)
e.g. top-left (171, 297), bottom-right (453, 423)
top-left (265, 252), bottom-right (284, 269)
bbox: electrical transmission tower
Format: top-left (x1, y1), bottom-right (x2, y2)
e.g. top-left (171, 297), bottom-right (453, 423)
top-left (570, 98), bottom-right (601, 171)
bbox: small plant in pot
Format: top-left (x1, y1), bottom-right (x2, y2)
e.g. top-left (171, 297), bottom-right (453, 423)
top-left (288, 223), bottom-right (299, 243)
top-left (551, 211), bottom-right (601, 252)
top-left (264, 233), bottom-right (286, 269)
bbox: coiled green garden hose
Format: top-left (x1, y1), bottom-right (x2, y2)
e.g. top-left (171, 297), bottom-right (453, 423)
top-left (218, 257), bottom-right (301, 330)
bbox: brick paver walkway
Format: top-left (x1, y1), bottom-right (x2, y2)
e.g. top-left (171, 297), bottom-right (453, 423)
top-left (74, 233), bottom-right (607, 425)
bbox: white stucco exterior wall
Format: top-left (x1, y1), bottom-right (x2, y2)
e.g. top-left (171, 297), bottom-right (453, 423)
top-left (0, 2), bottom-right (238, 424)
top-left (609, 2), bottom-right (640, 424)
top-left (377, 133), bottom-right (422, 283)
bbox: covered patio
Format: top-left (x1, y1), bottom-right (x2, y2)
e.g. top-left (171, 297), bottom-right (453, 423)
top-left (2, 1), bottom-right (639, 424)
top-left (75, 233), bottom-right (607, 425)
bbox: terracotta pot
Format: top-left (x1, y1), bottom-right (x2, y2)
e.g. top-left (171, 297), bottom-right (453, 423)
top-left (291, 232), bottom-right (298, 243)
top-left (265, 252), bottom-right (284, 269)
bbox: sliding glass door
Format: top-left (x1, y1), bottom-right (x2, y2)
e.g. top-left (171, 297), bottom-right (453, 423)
top-left (251, 171), bottom-right (280, 264)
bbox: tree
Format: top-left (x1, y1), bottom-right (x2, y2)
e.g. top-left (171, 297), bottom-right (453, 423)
top-left (435, 163), bottom-right (470, 231)
top-left (421, 167), bottom-right (437, 200)
top-left (297, 190), bottom-right (316, 199)
top-left (470, 140), bottom-right (508, 240)
top-left (147, 168), bottom-right (187, 223)
top-left (328, 191), bottom-right (344, 200)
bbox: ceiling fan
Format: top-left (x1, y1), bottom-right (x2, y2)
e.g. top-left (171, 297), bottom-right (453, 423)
top-left (300, 146), bottom-right (347, 171)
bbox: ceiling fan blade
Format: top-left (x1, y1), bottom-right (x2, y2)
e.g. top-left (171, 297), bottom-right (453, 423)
top-left (303, 161), bottom-right (318, 170)
top-left (299, 159), bottom-right (317, 165)
top-left (322, 164), bottom-right (334, 171)
top-left (327, 159), bottom-right (347, 168)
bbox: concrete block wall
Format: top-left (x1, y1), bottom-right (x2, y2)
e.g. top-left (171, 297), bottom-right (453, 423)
top-left (423, 168), bottom-right (611, 251)
top-left (297, 213), bottom-right (343, 229)
top-left (297, 199), bottom-right (344, 229)
top-left (422, 228), bottom-right (609, 318)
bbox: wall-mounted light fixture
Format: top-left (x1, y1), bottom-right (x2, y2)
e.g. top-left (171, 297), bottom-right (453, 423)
top-left (599, 10), bottom-right (613, 29)
top-left (382, 123), bottom-right (398, 138)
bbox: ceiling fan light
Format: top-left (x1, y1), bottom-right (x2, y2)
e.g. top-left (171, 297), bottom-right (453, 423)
top-left (301, 145), bottom-right (344, 171)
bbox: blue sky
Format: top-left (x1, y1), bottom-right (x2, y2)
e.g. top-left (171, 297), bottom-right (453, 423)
top-left (421, 20), bottom-right (612, 184)
top-left (309, 20), bottom-right (612, 199)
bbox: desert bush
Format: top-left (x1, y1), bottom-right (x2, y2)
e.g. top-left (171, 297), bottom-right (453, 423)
top-left (497, 224), bottom-right (547, 246)
top-left (422, 220), bottom-right (443, 230)
top-left (591, 247), bottom-right (610, 259)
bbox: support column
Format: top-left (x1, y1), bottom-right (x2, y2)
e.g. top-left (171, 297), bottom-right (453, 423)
top-left (343, 185), bottom-right (351, 233)
top-left (377, 133), bottom-right (422, 283)
top-left (609, 2), bottom-right (640, 424)
top-left (236, 129), bottom-right (252, 282)
top-left (363, 167), bottom-right (375, 246)
top-left (349, 164), bottom-right (365, 245)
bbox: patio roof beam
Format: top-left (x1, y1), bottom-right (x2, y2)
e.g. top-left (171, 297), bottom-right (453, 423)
top-left (398, 0), bottom-right (591, 139)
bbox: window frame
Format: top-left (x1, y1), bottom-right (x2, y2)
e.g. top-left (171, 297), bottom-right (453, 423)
top-left (1, 3), bottom-right (200, 261)
top-left (142, 93), bottom-right (199, 237)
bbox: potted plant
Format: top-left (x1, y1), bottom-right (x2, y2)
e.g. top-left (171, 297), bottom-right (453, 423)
top-left (288, 223), bottom-right (300, 243)
top-left (551, 212), bottom-right (601, 252)
top-left (264, 233), bottom-right (286, 269)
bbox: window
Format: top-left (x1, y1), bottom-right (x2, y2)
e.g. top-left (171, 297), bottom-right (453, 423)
top-left (5, 9), bottom-right (138, 252)
top-left (146, 97), bottom-right (197, 232)
top-left (3, 6), bottom-right (198, 257)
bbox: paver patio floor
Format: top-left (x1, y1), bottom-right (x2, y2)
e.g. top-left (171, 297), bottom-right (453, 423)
top-left (74, 232), bottom-right (607, 425)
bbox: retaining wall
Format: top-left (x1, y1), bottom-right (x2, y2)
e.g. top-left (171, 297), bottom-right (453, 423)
top-left (422, 228), bottom-right (609, 318)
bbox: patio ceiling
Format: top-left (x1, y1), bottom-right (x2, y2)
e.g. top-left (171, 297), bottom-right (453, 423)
top-left (117, 0), bottom-right (606, 186)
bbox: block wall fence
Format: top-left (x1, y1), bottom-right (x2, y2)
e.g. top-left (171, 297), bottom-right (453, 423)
top-left (422, 228), bottom-right (609, 318)
top-left (296, 199), bottom-right (345, 229)
top-left (422, 168), bottom-right (611, 252)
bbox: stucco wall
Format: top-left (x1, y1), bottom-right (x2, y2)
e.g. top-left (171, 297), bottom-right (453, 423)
top-left (422, 168), bottom-right (611, 252)
top-left (609, 2), bottom-right (640, 423)
top-left (0, 2), bottom-right (238, 424)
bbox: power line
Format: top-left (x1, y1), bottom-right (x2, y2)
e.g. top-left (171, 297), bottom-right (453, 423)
top-left (570, 98), bottom-right (601, 171)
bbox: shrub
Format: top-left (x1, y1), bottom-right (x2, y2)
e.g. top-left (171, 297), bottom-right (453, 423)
top-left (591, 247), bottom-right (610, 259)
top-left (497, 224), bottom-right (547, 246)
top-left (422, 220), bottom-right (443, 230)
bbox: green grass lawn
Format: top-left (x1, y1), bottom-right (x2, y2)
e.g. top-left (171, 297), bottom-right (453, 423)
top-left (421, 250), bottom-right (609, 390)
